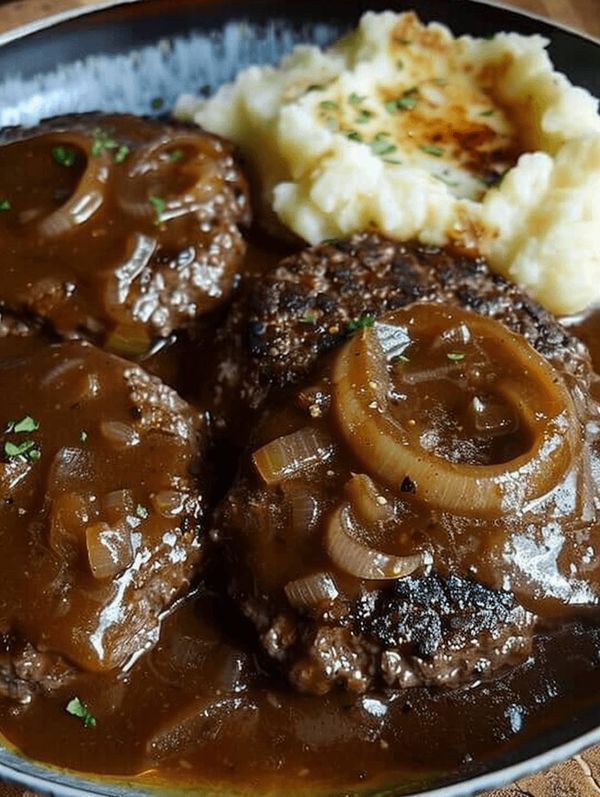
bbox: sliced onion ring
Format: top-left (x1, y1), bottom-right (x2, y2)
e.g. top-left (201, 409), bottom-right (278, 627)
top-left (332, 306), bottom-right (580, 517)
top-left (37, 133), bottom-right (110, 237)
top-left (326, 504), bottom-right (424, 581)
top-left (284, 572), bottom-right (340, 610)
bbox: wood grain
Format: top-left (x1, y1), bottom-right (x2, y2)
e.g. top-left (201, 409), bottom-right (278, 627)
top-left (0, 0), bottom-right (598, 796)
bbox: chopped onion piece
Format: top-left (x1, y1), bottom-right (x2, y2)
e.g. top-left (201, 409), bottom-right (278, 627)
top-left (85, 521), bottom-right (133, 579)
top-left (326, 504), bottom-right (423, 581)
top-left (285, 572), bottom-right (340, 610)
top-left (345, 473), bottom-right (392, 526)
top-left (282, 483), bottom-right (321, 536)
top-left (100, 421), bottom-right (140, 450)
top-left (151, 490), bottom-right (186, 517)
top-left (252, 427), bottom-right (333, 486)
top-left (49, 491), bottom-right (94, 558)
top-left (102, 489), bottom-right (135, 523)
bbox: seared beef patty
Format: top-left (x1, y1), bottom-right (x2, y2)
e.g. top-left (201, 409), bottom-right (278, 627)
top-left (216, 236), bottom-right (600, 695)
top-left (0, 338), bottom-right (207, 696)
top-left (211, 234), bottom-right (589, 431)
top-left (0, 113), bottom-right (250, 350)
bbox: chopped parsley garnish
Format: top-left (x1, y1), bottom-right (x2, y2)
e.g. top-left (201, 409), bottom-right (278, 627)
top-left (371, 133), bottom-right (397, 157)
top-left (10, 416), bottom-right (39, 434)
top-left (168, 149), bottom-right (184, 162)
top-left (151, 96), bottom-right (164, 109)
top-left (347, 315), bottom-right (375, 334)
top-left (113, 144), bottom-right (130, 164)
top-left (420, 144), bottom-right (445, 157)
top-left (396, 354), bottom-right (410, 364)
top-left (80, 430), bottom-right (88, 443)
top-left (136, 504), bottom-right (149, 519)
top-left (52, 145), bottom-right (77, 167)
top-left (66, 697), bottom-right (97, 728)
top-left (4, 440), bottom-right (38, 460)
top-left (300, 313), bottom-right (317, 325)
top-left (91, 127), bottom-right (130, 164)
top-left (346, 130), bottom-right (363, 142)
top-left (383, 158), bottom-right (403, 165)
top-left (447, 352), bottom-right (465, 361)
top-left (385, 88), bottom-right (419, 114)
top-left (149, 196), bottom-right (167, 225)
top-left (306, 84), bottom-right (325, 93)
top-left (479, 109), bottom-right (494, 117)
top-left (319, 100), bottom-right (338, 111)
top-left (355, 109), bottom-right (373, 124)
top-left (0, 198), bottom-right (11, 211)
top-left (397, 37), bottom-right (412, 45)
top-left (349, 92), bottom-right (367, 106)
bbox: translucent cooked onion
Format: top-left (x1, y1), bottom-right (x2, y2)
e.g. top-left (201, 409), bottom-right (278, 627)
top-left (151, 490), bottom-right (186, 517)
top-left (282, 483), bottom-right (321, 536)
top-left (117, 134), bottom-right (223, 222)
top-left (326, 504), bottom-right (424, 581)
top-left (100, 421), bottom-right (140, 450)
top-left (85, 521), bottom-right (133, 579)
top-left (38, 133), bottom-right (109, 237)
top-left (345, 473), bottom-right (392, 526)
top-left (105, 323), bottom-right (152, 357)
top-left (332, 306), bottom-right (580, 517)
top-left (284, 572), bottom-right (340, 610)
top-left (49, 491), bottom-right (94, 558)
top-left (102, 489), bottom-right (135, 523)
top-left (253, 427), bottom-right (333, 486)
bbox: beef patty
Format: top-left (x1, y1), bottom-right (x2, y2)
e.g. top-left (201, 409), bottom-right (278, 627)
top-left (210, 234), bottom-right (589, 434)
top-left (0, 113), bottom-right (250, 351)
top-left (215, 235), bottom-right (600, 695)
top-left (0, 338), bottom-right (207, 698)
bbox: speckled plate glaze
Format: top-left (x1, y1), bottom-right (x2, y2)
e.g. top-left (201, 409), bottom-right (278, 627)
top-left (0, 1), bottom-right (599, 796)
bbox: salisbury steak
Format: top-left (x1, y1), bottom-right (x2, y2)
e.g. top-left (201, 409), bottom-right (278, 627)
top-left (211, 234), bottom-right (589, 430)
top-left (0, 338), bottom-right (207, 687)
top-left (0, 113), bottom-right (250, 350)
top-left (216, 238), bottom-right (600, 695)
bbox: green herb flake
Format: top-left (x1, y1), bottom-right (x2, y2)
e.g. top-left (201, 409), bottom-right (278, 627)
top-left (12, 416), bottom-right (39, 434)
top-left (347, 315), bottom-right (376, 334)
top-left (345, 130), bottom-right (363, 143)
top-left (349, 92), bottom-right (367, 107)
top-left (479, 109), bottom-right (495, 117)
top-left (396, 58), bottom-right (404, 69)
top-left (396, 354), bottom-right (410, 364)
top-left (151, 96), bottom-right (164, 110)
top-left (80, 430), bottom-right (88, 443)
top-left (28, 449), bottom-right (41, 461)
top-left (113, 144), bottom-right (130, 164)
top-left (52, 145), bottom-right (77, 167)
top-left (149, 196), bottom-right (167, 226)
top-left (306, 84), bottom-right (324, 93)
top-left (4, 440), bottom-right (35, 459)
top-left (397, 38), bottom-right (412, 45)
top-left (355, 109), bottom-right (373, 124)
top-left (383, 158), bottom-right (403, 165)
top-left (319, 100), bottom-right (339, 111)
top-left (199, 84), bottom-right (212, 97)
top-left (371, 133), bottom-right (397, 157)
top-left (136, 504), bottom-right (149, 519)
top-left (447, 352), bottom-right (465, 361)
top-left (91, 128), bottom-right (129, 163)
top-left (300, 313), bottom-right (317, 325)
top-left (168, 149), bottom-right (184, 162)
top-left (325, 116), bottom-right (339, 132)
top-left (385, 88), bottom-right (419, 114)
top-left (420, 144), bottom-right (445, 158)
top-left (0, 198), bottom-right (11, 211)
top-left (66, 697), bottom-right (97, 729)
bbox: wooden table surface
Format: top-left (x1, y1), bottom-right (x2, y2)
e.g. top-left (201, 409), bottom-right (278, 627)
top-left (0, 0), bottom-right (598, 795)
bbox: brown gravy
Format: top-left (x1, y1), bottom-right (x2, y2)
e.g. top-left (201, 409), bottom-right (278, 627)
top-left (0, 113), bottom-right (600, 796)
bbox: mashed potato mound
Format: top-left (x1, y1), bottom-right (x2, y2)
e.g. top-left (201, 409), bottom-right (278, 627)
top-left (176, 11), bottom-right (600, 315)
